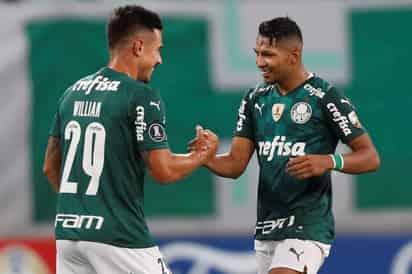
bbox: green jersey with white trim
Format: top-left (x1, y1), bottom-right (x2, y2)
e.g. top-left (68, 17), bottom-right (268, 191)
top-left (49, 67), bottom-right (168, 248)
top-left (235, 75), bottom-right (365, 244)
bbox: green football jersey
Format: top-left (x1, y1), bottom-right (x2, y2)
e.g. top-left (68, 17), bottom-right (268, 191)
top-left (49, 67), bottom-right (168, 248)
top-left (235, 75), bottom-right (365, 244)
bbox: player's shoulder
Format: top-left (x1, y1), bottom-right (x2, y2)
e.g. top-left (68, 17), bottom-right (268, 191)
top-left (304, 74), bottom-right (339, 101)
top-left (129, 81), bottom-right (159, 103)
top-left (59, 73), bottom-right (95, 103)
top-left (245, 82), bottom-right (273, 101)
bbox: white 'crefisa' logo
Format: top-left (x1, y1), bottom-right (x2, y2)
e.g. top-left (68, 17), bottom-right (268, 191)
top-left (291, 102), bottom-right (312, 124)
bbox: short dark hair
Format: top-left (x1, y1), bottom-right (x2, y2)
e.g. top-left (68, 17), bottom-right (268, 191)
top-left (258, 17), bottom-right (302, 44)
top-left (107, 5), bottom-right (163, 49)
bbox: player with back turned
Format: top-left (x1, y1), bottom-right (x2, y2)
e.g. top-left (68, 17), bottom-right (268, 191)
top-left (43, 5), bottom-right (217, 274)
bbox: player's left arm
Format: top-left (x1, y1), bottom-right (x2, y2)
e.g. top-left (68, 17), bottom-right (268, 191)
top-left (287, 87), bottom-right (380, 179)
top-left (287, 133), bottom-right (380, 179)
top-left (339, 132), bottom-right (380, 173)
top-left (43, 136), bottom-right (62, 191)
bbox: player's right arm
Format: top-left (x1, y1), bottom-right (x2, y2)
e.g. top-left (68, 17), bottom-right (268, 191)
top-left (204, 89), bottom-right (256, 178)
top-left (43, 136), bottom-right (62, 191)
top-left (143, 127), bottom-right (218, 184)
top-left (43, 102), bottom-right (63, 192)
top-left (131, 88), bottom-right (217, 184)
top-left (205, 136), bottom-right (254, 179)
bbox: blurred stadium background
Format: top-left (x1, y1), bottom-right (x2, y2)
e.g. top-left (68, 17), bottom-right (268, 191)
top-left (0, 0), bottom-right (411, 273)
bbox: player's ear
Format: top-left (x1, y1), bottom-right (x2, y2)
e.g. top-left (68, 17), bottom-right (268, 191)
top-left (132, 39), bottom-right (144, 57)
top-left (288, 47), bottom-right (300, 65)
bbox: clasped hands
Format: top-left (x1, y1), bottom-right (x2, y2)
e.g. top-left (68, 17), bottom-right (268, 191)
top-left (188, 125), bottom-right (219, 164)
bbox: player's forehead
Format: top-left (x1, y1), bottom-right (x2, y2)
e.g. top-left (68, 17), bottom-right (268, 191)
top-left (153, 29), bottom-right (163, 43)
top-left (255, 35), bottom-right (276, 50)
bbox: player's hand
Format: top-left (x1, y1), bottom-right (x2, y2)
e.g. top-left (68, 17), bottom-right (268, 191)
top-left (192, 125), bottom-right (208, 151)
top-left (188, 125), bottom-right (219, 164)
top-left (286, 154), bottom-right (334, 180)
top-left (187, 125), bottom-right (217, 152)
top-left (202, 128), bottom-right (219, 162)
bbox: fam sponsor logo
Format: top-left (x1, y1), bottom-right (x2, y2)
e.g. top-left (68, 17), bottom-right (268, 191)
top-left (55, 214), bottom-right (104, 230)
top-left (256, 215), bottom-right (296, 235)
top-left (326, 103), bottom-right (352, 136)
top-left (135, 106), bottom-right (146, 141)
top-left (258, 136), bottom-right (306, 161)
top-left (72, 75), bottom-right (120, 95)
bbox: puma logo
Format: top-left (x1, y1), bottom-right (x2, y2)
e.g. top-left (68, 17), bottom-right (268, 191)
top-left (254, 103), bottom-right (264, 115)
top-left (289, 247), bottom-right (304, 261)
top-left (340, 98), bottom-right (351, 105)
top-left (150, 101), bottom-right (161, 111)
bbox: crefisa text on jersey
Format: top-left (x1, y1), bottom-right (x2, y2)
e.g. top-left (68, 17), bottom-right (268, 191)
top-left (135, 106), bottom-right (146, 141)
top-left (258, 136), bottom-right (306, 161)
top-left (303, 83), bottom-right (325, 99)
top-left (72, 75), bottom-right (120, 95)
top-left (326, 103), bottom-right (352, 136)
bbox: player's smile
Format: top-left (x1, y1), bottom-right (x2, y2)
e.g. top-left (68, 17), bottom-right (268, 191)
top-left (261, 69), bottom-right (271, 77)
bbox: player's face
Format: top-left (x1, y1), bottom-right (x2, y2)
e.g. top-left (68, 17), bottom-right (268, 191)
top-left (137, 29), bottom-right (163, 83)
top-left (254, 35), bottom-right (290, 84)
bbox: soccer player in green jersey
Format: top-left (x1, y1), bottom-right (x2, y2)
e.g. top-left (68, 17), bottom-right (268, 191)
top-left (43, 5), bottom-right (217, 274)
top-left (192, 17), bottom-right (380, 274)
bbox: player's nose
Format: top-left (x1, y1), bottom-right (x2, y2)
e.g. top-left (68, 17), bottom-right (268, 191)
top-left (256, 55), bottom-right (265, 68)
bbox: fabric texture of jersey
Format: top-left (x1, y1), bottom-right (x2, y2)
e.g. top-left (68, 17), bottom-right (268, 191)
top-left (235, 75), bottom-right (365, 244)
top-left (49, 67), bottom-right (168, 248)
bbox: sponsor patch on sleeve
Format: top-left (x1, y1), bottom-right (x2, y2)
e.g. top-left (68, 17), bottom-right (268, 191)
top-left (148, 123), bottom-right (167, 142)
top-left (348, 111), bottom-right (362, 128)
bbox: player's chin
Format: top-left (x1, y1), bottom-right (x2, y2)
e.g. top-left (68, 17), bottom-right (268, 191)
top-left (262, 75), bottom-right (276, 84)
top-left (142, 72), bottom-right (153, 83)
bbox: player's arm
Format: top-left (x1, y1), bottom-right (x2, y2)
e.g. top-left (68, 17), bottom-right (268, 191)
top-left (205, 136), bottom-right (255, 179)
top-left (203, 88), bottom-right (256, 178)
top-left (288, 87), bottom-right (380, 179)
top-left (143, 150), bottom-right (206, 184)
top-left (43, 136), bottom-right (62, 191)
top-left (287, 133), bottom-right (379, 179)
top-left (143, 128), bottom-right (218, 184)
top-left (340, 132), bottom-right (380, 173)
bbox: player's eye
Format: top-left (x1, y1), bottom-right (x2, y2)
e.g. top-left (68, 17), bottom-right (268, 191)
top-left (262, 51), bottom-right (275, 57)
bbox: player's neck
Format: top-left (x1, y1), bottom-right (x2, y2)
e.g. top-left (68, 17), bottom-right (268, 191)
top-left (107, 55), bottom-right (136, 80)
top-left (276, 69), bottom-right (310, 96)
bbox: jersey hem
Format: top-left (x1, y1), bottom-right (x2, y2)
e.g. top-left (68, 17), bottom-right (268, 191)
top-left (254, 235), bottom-right (333, 245)
top-left (55, 236), bottom-right (156, 249)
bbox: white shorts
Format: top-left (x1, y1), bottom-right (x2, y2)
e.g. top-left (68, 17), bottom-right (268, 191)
top-left (255, 239), bottom-right (331, 274)
top-left (57, 240), bottom-right (172, 274)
